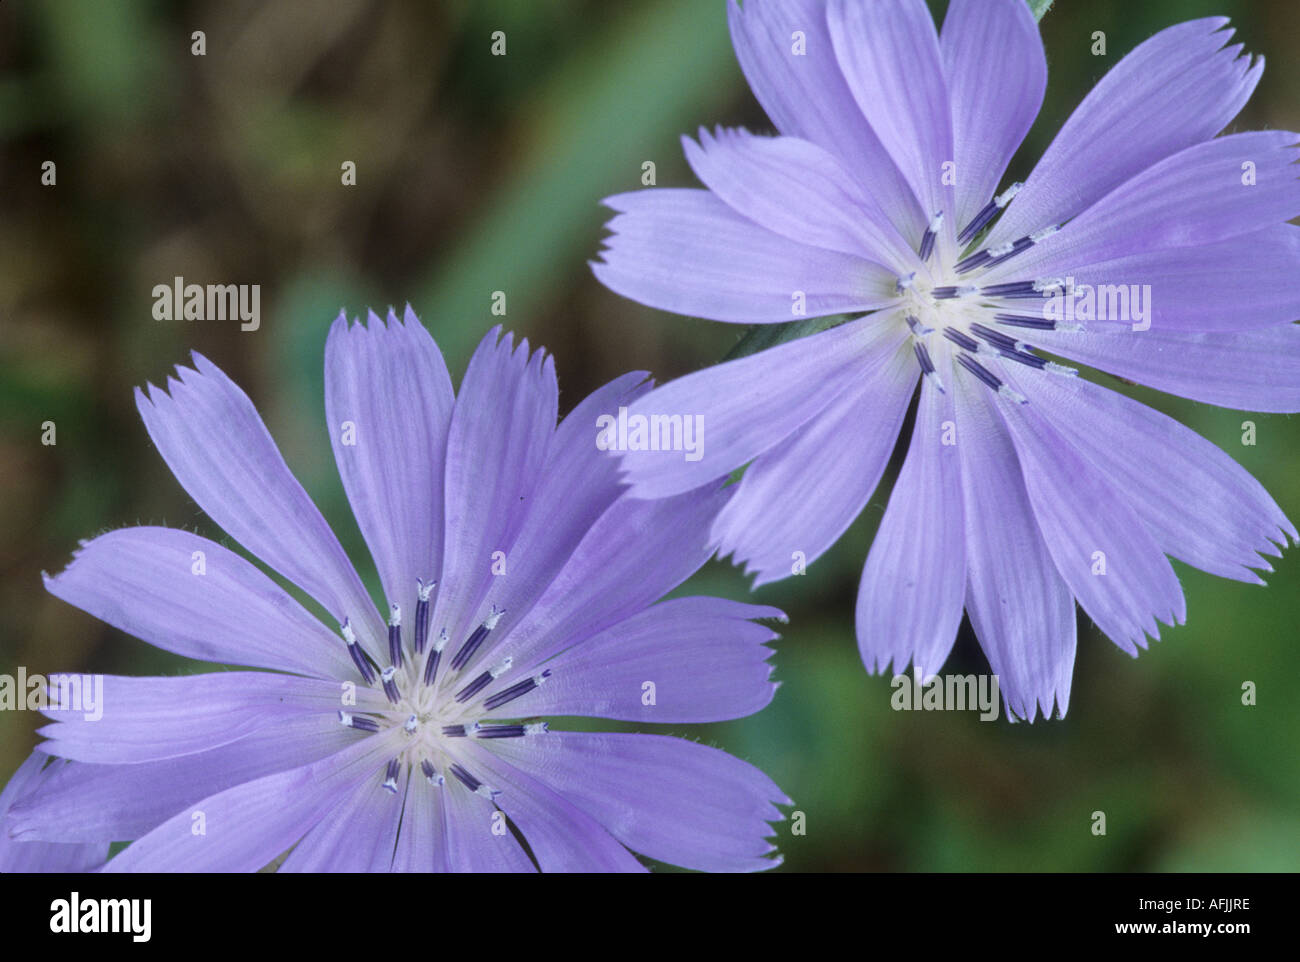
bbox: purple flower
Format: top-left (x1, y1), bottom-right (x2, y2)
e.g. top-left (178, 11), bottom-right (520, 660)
top-left (9, 308), bottom-right (788, 872)
top-left (0, 754), bottom-right (105, 872)
top-left (592, 0), bottom-right (1299, 720)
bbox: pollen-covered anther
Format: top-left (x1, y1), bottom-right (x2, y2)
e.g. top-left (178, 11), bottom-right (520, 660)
top-left (905, 314), bottom-right (933, 336)
top-left (482, 669), bottom-right (551, 712)
top-left (957, 180), bottom-right (1023, 244)
top-left (403, 714), bottom-right (419, 734)
top-left (338, 710), bottom-right (380, 733)
top-left (449, 763), bottom-right (499, 800)
top-left (931, 285), bottom-right (977, 300)
top-left (968, 322), bottom-right (1023, 353)
top-left (450, 605), bottom-right (506, 672)
top-left (476, 721), bottom-right (547, 739)
top-left (476, 724), bottom-right (526, 739)
top-left (340, 619), bottom-right (377, 685)
top-left (381, 665), bottom-right (401, 705)
top-left (919, 211), bottom-right (943, 262)
top-left (985, 240), bottom-right (1028, 268)
top-left (895, 271), bottom-right (917, 294)
top-left (414, 579), bottom-right (435, 653)
top-left (978, 277), bottom-right (1064, 300)
top-left (388, 603), bottom-right (403, 669)
top-left (423, 627), bottom-right (450, 686)
top-left (970, 325), bottom-right (1031, 358)
top-left (956, 353), bottom-right (1027, 404)
top-left (455, 656), bottom-right (513, 703)
top-left (382, 758), bottom-right (400, 794)
top-left (998, 347), bottom-right (1050, 370)
top-left (420, 760), bottom-right (445, 787)
top-left (912, 342), bottom-right (946, 393)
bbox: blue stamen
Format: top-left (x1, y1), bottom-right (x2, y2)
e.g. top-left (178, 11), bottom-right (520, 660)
top-left (450, 606), bottom-right (504, 672)
top-left (388, 604), bottom-right (403, 669)
top-left (414, 580), bottom-right (434, 654)
top-left (955, 353), bottom-right (1004, 392)
top-left (483, 671), bottom-right (550, 712)
top-left (943, 329), bottom-right (979, 352)
top-left (338, 710), bottom-right (379, 733)
top-left (993, 313), bottom-right (1056, 330)
top-left (381, 665), bottom-right (400, 705)
top-left (918, 211), bottom-right (943, 262)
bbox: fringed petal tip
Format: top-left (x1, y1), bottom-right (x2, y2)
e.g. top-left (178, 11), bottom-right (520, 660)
top-left (1003, 690), bottom-right (1071, 725)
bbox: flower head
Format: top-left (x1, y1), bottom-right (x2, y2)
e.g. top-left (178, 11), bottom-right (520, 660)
top-left (10, 308), bottom-right (788, 872)
top-left (592, 0), bottom-right (1299, 720)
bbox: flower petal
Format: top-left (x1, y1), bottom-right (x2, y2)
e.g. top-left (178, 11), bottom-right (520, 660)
top-left (389, 773), bottom-right (450, 873)
top-left (1027, 325), bottom-right (1300, 413)
top-left (136, 354), bottom-right (384, 654)
top-left (457, 742), bottom-right (645, 873)
top-left (593, 189), bottom-right (901, 323)
top-left (433, 328), bottom-right (557, 643)
top-left (278, 774), bottom-right (404, 872)
top-left (683, 126), bottom-right (916, 268)
top-left (857, 349), bottom-right (965, 680)
top-left (986, 17), bottom-right (1262, 248)
top-left (714, 334), bottom-right (916, 586)
top-left (439, 775), bottom-right (535, 873)
top-left (996, 373), bottom-right (1186, 655)
top-left (725, 0), bottom-right (926, 241)
top-left (940, 0), bottom-right (1046, 232)
top-left (954, 373), bottom-right (1076, 722)
top-left (509, 597), bottom-right (781, 723)
top-left (828, 0), bottom-right (955, 245)
top-left (487, 372), bottom-right (650, 636)
top-left (43, 527), bottom-right (356, 679)
top-left (100, 735), bottom-right (400, 872)
top-left (618, 316), bottom-right (906, 499)
top-left (325, 307), bottom-right (454, 620)
top-left (36, 672), bottom-right (368, 765)
top-left (1012, 370), bottom-right (1294, 582)
top-left (10, 715), bottom-right (355, 843)
top-left (0, 754), bottom-right (105, 872)
top-left (493, 485), bottom-right (733, 673)
top-left (1014, 225), bottom-right (1300, 334)
top-left (985, 132), bottom-right (1300, 284)
top-left (485, 732), bottom-right (787, 873)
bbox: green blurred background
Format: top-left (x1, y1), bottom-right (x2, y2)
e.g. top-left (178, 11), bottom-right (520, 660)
top-left (2, 0), bottom-right (1298, 871)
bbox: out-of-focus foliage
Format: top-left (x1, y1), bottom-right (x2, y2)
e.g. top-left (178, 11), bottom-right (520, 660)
top-left (1, 0), bottom-right (1297, 871)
